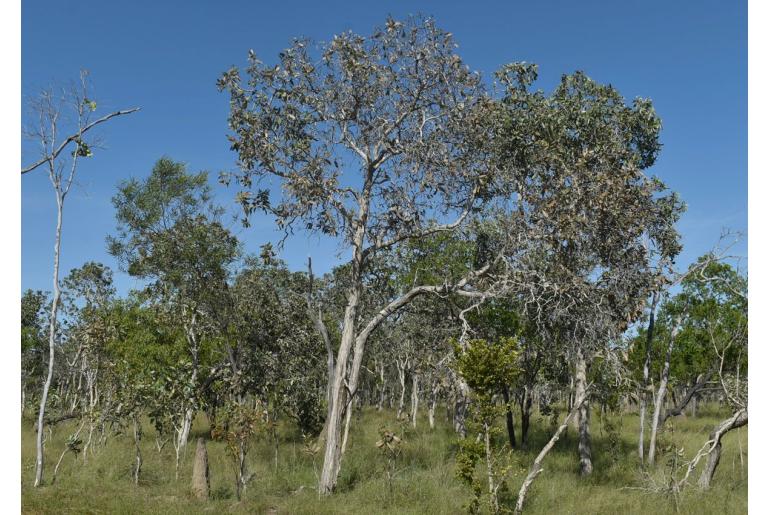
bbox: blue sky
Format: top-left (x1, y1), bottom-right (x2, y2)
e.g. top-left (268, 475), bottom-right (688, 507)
top-left (21, 0), bottom-right (747, 295)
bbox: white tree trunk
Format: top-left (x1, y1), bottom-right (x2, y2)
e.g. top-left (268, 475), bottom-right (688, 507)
top-left (318, 285), bottom-right (361, 494)
top-left (515, 389), bottom-right (587, 514)
top-left (428, 379), bottom-right (440, 430)
top-left (639, 292), bottom-right (657, 461)
top-left (34, 193), bottom-right (64, 488)
top-left (410, 373), bottom-right (420, 428)
top-left (648, 321), bottom-right (680, 465)
top-left (396, 360), bottom-right (407, 420)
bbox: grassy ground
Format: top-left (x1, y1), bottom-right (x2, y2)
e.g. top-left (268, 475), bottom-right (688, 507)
top-left (21, 404), bottom-right (747, 514)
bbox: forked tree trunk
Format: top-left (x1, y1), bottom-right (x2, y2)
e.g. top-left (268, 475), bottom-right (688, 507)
top-left (575, 348), bottom-right (592, 476)
top-left (341, 395), bottom-right (355, 455)
top-left (318, 283), bottom-right (362, 495)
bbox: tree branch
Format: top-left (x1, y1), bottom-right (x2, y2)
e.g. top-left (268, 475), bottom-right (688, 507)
top-left (22, 108), bottom-right (141, 175)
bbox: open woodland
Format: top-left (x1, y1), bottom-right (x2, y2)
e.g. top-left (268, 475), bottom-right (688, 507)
top-left (21, 16), bottom-right (747, 514)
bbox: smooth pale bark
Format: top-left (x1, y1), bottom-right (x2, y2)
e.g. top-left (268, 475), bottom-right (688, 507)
top-left (340, 395), bottom-right (355, 455)
top-left (428, 383), bottom-right (438, 430)
top-left (317, 222), bottom-right (491, 494)
top-left (453, 378), bottom-right (470, 438)
top-left (34, 192), bottom-right (64, 488)
top-left (575, 348), bottom-right (592, 475)
top-left (648, 321), bottom-right (680, 465)
top-left (639, 292), bottom-right (658, 461)
top-left (410, 373), bottom-right (420, 428)
top-left (377, 360), bottom-right (386, 411)
top-left (396, 359), bottom-right (408, 420)
top-left (307, 257), bottom-right (335, 412)
top-left (515, 389), bottom-right (587, 514)
top-left (132, 416), bottom-right (142, 484)
top-left (51, 420), bottom-right (86, 484)
top-left (318, 282), bottom-right (362, 494)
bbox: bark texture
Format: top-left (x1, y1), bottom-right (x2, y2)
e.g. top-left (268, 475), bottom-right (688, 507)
top-left (575, 348), bottom-right (592, 476)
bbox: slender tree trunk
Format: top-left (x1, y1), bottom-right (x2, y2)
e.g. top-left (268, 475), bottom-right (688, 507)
top-left (648, 320), bottom-right (680, 465)
top-left (502, 385), bottom-right (516, 450)
top-left (515, 389), bottom-right (588, 514)
top-left (340, 395), bottom-right (354, 455)
top-left (34, 193), bottom-right (64, 488)
top-left (377, 361), bottom-right (386, 411)
top-left (639, 292), bottom-right (657, 462)
top-left (132, 415), bottom-right (142, 485)
top-left (52, 420), bottom-right (86, 485)
top-left (396, 360), bottom-right (407, 420)
top-left (575, 348), bottom-right (592, 476)
top-left (483, 421), bottom-right (499, 513)
top-left (410, 372), bottom-right (420, 428)
top-left (428, 378), bottom-right (440, 430)
top-left (453, 377), bottom-right (470, 438)
top-left (519, 386), bottom-right (533, 448)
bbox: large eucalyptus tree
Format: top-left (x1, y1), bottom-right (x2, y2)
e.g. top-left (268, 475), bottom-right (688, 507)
top-left (219, 16), bottom-right (507, 493)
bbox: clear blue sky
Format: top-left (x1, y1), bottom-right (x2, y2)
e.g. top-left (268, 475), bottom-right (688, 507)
top-left (21, 0), bottom-right (747, 296)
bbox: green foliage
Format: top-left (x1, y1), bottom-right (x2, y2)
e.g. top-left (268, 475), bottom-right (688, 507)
top-left (21, 290), bottom-right (49, 352)
top-left (626, 256), bottom-right (747, 389)
top-left (454, 338), bottom-right (520, 401)
top-left (455, 438), bottom-right (485, 513)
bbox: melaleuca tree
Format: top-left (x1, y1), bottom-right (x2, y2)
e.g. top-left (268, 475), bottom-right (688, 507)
top-left (108, 157), bottom-right (240, 454)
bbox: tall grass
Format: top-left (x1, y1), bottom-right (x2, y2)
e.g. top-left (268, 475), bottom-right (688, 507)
top-left (21, 404), bottom-right (747, 514)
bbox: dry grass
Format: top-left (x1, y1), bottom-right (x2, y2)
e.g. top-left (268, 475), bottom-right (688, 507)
top-left (21, 403), bottom-right (747, 514)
